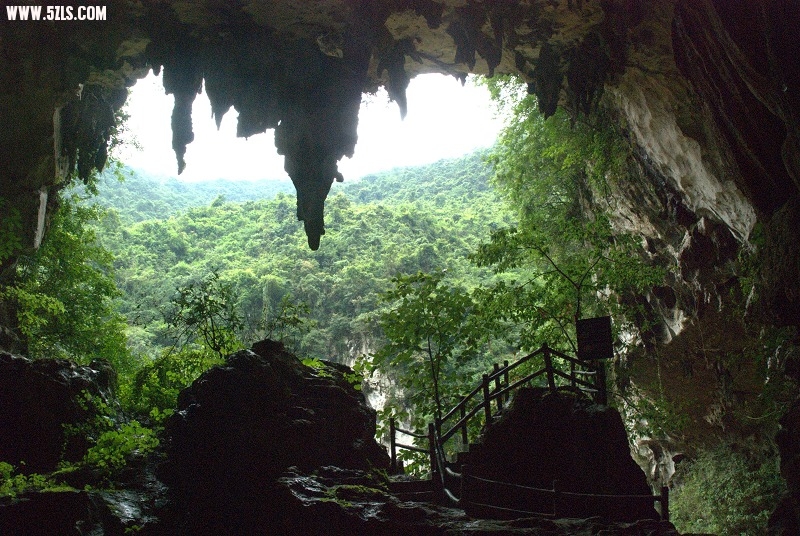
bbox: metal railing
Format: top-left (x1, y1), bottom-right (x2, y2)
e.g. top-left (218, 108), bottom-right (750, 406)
top-left (436, 343), bottom-right (603, 452)
top-left (386, 343), bottom-right (669, 521)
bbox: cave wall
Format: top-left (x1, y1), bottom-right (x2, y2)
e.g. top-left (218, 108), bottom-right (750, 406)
top-left (1, 0), bottom-right (797, 257)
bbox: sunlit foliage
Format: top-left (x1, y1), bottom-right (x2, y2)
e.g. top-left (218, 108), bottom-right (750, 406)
top-left (2, 195), bottom-right (131, 371)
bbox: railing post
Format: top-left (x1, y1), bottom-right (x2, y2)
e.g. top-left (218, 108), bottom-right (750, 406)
top-left (428, 423), bottom-right (439, 486)
top-left (493, 363), bottom-right (503, 411)
top-left (482, 374), bottom-right (492, 425)
top-left (460, 464), bottom-right (469, 506)
top-left (552, 479), bottom-right (561, 518)
top-left (596, 360), bottom-right (608, 406)
top-left (503, 360), bottom-right (510, 404)
top-left (389, 417), bottom-right (397, 474)
top-left (460, 402), bottom-right (468, 446)
top-left (543, 343), bottom-right (556, 392)
top-left (660, 486), bottom-right (670, 522)
top-left (570, 360), bottom-right (576, 388)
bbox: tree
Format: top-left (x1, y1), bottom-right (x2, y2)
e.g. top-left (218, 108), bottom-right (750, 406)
top-left (1, 194), bottom-right (132, 371)
top-left (162, 271), bottom-right (243, 359)
top-left (262, 292), bottom-right (314, 353)
top-left (370, 272), bottom-right (487, 428)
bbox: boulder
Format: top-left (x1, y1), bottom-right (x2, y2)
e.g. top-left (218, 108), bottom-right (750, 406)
top-left (0, 353), bottom-right (117, 472)
top-left (464, 387), bottom-right (659, 522)
top-left (157, 339), bottom-right (390, 533)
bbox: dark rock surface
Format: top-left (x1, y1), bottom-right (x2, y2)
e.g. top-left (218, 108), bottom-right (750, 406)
top-left (770, 397), bottom-right (800, 534)
top-left (272, 466), bottom-right (448, 535)
top-left (0, 490), bottom-right (124, 536)
top-left (0, 353), bottom-right (117, 472)
top-left (0, 480), bottom-right (166, 536)
top-left (465, 387), bottom-right (658, 522)
top-left (155, 339), bottom-right (390, 534)
top-left (270, 467), bottom-right (682, 536)
top-left (673, 0), bottom-right (800, 220)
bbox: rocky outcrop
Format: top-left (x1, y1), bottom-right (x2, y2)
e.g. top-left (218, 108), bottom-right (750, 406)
top-left (465, 387), bottom-right (659, 523)
top-left (0, 353), bottom-right (117, 472)
top-left (155, 339), bottom-right (390, 534)
top-left (673, 0), bottom-right (800, 220)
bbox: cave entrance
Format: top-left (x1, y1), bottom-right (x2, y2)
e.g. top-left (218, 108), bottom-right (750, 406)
top-left (73, 69), bottom-right (509, 442)
top-left (75, 70), bottom-right (507, 368)
top-left (119, 71), bottom-right (502, 187)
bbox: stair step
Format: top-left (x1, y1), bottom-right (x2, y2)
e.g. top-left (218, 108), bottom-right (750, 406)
top-left (388, 478), bottom-right (434, 493)
top-left (388, 478), bottom-right (436, 502)
top-left (393, 490), bottom-right (437, 502)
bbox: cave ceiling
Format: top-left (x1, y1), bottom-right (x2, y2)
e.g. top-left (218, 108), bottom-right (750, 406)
top-left (0, 0), bottom-right (798, 256)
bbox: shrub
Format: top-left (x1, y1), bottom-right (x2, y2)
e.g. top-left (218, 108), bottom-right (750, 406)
top-left (671, 443), bottom-right (785, 535)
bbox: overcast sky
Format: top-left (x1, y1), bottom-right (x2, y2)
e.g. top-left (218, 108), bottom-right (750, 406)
top-left (119, 72), bottom-right (504, 182)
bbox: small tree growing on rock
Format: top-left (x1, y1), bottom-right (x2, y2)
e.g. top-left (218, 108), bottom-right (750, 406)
top-left (163, 270), bottom-right (243, 359)
top-left (370, 272), bottom-right (487, 448)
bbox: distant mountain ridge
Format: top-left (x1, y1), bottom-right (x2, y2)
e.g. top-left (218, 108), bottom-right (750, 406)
top-left (87, 150), bottom-right (495, 222)
top-left (85, 167), bottom-right (295, 223)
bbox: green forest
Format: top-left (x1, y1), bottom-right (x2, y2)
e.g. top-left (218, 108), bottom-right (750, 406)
top-left (87, 150), bottom-right (513, 364)
top-left (1, 78), bottom-right (788, 535)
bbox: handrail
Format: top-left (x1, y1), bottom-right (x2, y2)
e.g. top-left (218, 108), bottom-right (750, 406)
top-left (484, 346), bottom-right (545, 383)
top-left (393, 442), bottom-right (428, 454)
top-left (431, 423), bottom-right (463, 507)
top-left (390, 417), bottom-right (432, 473)
top-left (549, 346), bottom-right (589, 366)
top-left (440, 381), bottom-right (484, 424)
top-left (441, 399), bottom-right (486, 444)
top-left (462, 471), bottom-right (670, 521)
top-left (491, 367), bottom-right (547, 401)
top-left (463, 472), bottom-right (555, 496)
top-left (550, 368), bottom-right (595, 390)
top-left (388, 341), bottom-right (613, 515)
top-left (394, 426), bottom-right (428, 440)
top-left (437, 343), bottom-right (606, 453)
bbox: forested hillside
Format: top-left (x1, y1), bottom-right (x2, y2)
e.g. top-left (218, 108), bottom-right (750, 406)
top-left (86, 166), bottom-right (295, 223)
top-left (87, 151), bottom-right (494, 225)
top-left (343, 153), bottom-right (494, 205)
top-left (92, 151), bottom-right (513, 362)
